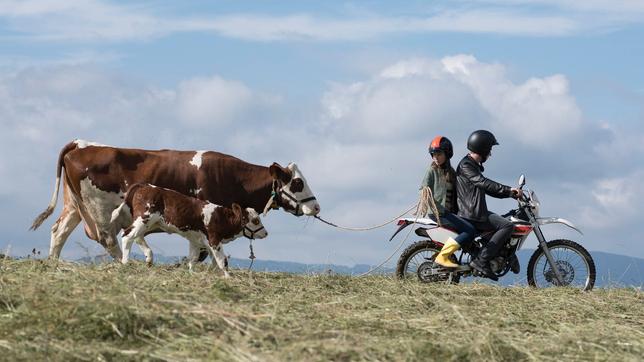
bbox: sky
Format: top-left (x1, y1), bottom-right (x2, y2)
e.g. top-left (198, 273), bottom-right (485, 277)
top-left (1, 0), bottom-right (643, 267)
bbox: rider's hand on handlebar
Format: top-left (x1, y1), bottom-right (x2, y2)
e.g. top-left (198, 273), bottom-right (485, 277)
top-left (511, 188), bottom-right (524, 199)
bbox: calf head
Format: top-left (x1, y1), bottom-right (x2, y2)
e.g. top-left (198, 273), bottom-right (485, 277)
top-left (269, 162), bottom-right (321, 216)
top-left (239, 208), bottom-right (267, 240)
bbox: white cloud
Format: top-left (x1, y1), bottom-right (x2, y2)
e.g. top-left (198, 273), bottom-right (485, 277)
top-left (2, 0), bottom-right (644, 44)
top-left (176, 76), bottom-right (254, 126)
top-left (487, 0), bottom-right (644, 14)
top-left (323, 55), bottom-right (582, 147)
top-left (0, 0), bottom-right (166, 42)
top-left (579, 170), bottom-right (644, 229)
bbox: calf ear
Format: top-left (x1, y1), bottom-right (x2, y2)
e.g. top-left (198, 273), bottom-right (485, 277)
top-left (231, 203), bottom-right (243, 224)
top-left (232, 203), bottom-right (242, 216)
top-left (269, 162), bottom-right (292, 183)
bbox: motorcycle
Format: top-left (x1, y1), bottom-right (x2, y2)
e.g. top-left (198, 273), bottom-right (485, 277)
top-left (393, 175), bottom-right (596, 291)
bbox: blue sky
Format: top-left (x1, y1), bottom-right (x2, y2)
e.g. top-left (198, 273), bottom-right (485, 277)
top-left (1, 0), bottom-right (643, 266)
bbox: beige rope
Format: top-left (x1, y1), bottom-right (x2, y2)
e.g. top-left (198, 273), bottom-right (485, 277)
top-left (414, 186), bottom-right (442, 227)
top-left (314, 187), bottom-right (440, 277)
top-left (314, 186), bottom-right (438, 232)
top-left (314, 204), bottom-right (417, 231)
top-left (355, 204), bottom-right (422, 277)
top-left (262, 194), bottom-right (275, 216)
top-left (356, 187), bottom-right (439, 276)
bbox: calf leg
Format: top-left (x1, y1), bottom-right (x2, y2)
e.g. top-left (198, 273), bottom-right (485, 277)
top-left (211, 243), bottom-right (230, 278)
top-left (186, 236), bottom-right (205, 272)
top-left (135, 238), bottom-right (154, 266)
top-left (121, 217), bottom-right (147, 264)
top-left (49, 208), bottom-right (82, 259)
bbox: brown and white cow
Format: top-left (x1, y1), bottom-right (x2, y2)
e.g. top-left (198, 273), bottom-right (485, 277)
top-left (110, 183), bottom-right (267, 276)
top-left (30, 140), bottom-right (320, 261)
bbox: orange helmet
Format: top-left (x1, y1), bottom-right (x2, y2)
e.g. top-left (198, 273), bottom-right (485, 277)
top-left (429, 136), bottom-right (453, 159)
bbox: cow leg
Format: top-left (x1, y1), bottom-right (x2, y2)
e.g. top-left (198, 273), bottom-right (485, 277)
top-left (49, 208), bottom-right (82, 259)
top-left (135, 237), bottom-right (154, 266)
top-left (103, 232), bottom-right (122, 261)
top-left (121, 218), bottom-right (147, 264)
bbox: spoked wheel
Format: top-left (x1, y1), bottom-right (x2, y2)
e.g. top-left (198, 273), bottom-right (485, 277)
top-left (527, 239), bottom-right (596, 291)
top-left (396, 240), bottom-right (460, 284)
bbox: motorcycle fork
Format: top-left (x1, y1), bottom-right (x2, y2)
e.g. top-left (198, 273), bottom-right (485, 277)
top-left (531, 222), bottom-right (565, 285)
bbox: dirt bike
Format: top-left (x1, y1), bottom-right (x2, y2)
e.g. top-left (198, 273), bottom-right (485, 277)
top-left (394, 175), bottom-right (596, 291)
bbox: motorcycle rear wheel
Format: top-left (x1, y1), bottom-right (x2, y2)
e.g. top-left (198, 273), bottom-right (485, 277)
top-left (396, 240), bottom-right (460, 284)
top-left (527, 239), bottom-right (596, 291)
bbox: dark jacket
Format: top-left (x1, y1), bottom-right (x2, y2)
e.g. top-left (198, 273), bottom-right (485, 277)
top-left (456, 155), bottom-right (512, 222)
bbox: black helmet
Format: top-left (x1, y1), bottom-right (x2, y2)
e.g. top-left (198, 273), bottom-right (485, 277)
top-left (429, 136), bottom-right (453, 159)
top-left (467, 130), bottom-right (498, 155)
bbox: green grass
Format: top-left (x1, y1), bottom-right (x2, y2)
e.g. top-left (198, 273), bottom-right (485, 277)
top-left (0, 259), bottom-right (642, 361)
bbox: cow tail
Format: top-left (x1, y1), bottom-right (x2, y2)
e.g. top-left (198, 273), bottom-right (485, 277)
top-left (110, 203), bottom-right (127, 225)
top-left (30, 141), bottom-right (78, 230)
top-left (110, 183), bottom-right (143, 226)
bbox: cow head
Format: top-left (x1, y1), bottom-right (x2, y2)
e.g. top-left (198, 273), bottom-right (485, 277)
top-left (269, 162), bottom-right (321, 216)
top-left (241, 208), bottom-right (267, 240)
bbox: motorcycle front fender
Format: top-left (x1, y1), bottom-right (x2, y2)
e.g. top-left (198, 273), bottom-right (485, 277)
top-left (536, 217), bottom-right (583, 235)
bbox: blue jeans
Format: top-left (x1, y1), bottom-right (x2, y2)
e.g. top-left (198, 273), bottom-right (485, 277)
top-left (440, 213), bottom-right (476, 248)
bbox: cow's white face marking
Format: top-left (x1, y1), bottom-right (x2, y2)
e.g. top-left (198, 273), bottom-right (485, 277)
top-left (79, 178), bottom-right (124, 228)
top-left (190, 151), bottom-right (207, 169)
top-left (285, 163), bottom-right (320, 216)
top-left (75, 139), bottom-right (109, 149)
top-left (202, 202), bottom-right (218, 226)
top-left (193, 188), bottom-right (202, 196)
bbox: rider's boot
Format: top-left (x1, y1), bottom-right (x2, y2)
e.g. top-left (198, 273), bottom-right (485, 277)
top-left (509, 254), bottom-right (520, 274)
top-left (470, 258), bottom-right (498, 281)
top-left (434, 238), bottom-right (461, 268)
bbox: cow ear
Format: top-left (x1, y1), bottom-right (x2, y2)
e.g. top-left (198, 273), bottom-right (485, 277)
top-left (269, 162), bottom-right (292, 183)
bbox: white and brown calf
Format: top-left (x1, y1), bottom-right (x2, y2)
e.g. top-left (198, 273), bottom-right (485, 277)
top-left (110, 183), bottom-right (267, 276)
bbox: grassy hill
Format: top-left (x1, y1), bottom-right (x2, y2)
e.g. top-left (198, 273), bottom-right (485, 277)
top-left (0, 259), bottom-right (642, 361)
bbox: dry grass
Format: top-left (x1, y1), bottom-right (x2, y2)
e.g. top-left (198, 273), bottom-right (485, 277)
top-left (0, 259), bottom-right (642, 361)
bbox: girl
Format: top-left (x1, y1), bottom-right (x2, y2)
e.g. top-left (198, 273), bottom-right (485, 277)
top-left (421, 136), bottom-right (475, 268)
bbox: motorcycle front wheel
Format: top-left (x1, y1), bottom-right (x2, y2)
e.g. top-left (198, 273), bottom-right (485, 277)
top-left (527, 239), bottom-right (596, 291)
top-left (395, 240), bottom-right (460, 284)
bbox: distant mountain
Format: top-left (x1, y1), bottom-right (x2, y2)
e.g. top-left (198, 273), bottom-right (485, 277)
top-left (75, 250), bottom-right (643, 288)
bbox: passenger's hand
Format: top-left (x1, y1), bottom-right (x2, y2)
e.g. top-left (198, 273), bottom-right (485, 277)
top-left (511, 188), bottom-right (523, 199)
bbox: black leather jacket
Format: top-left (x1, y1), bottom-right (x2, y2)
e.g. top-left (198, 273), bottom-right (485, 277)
top-left (456, 155), bottom-right (512, 222)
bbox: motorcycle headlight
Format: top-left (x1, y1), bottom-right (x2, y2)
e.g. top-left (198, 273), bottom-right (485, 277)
top-left (530, 191), bottom-right (540, 216)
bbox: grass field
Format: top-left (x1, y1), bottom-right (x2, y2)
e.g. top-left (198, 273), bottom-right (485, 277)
top-left (0, 258), bottom-right (642, 361)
